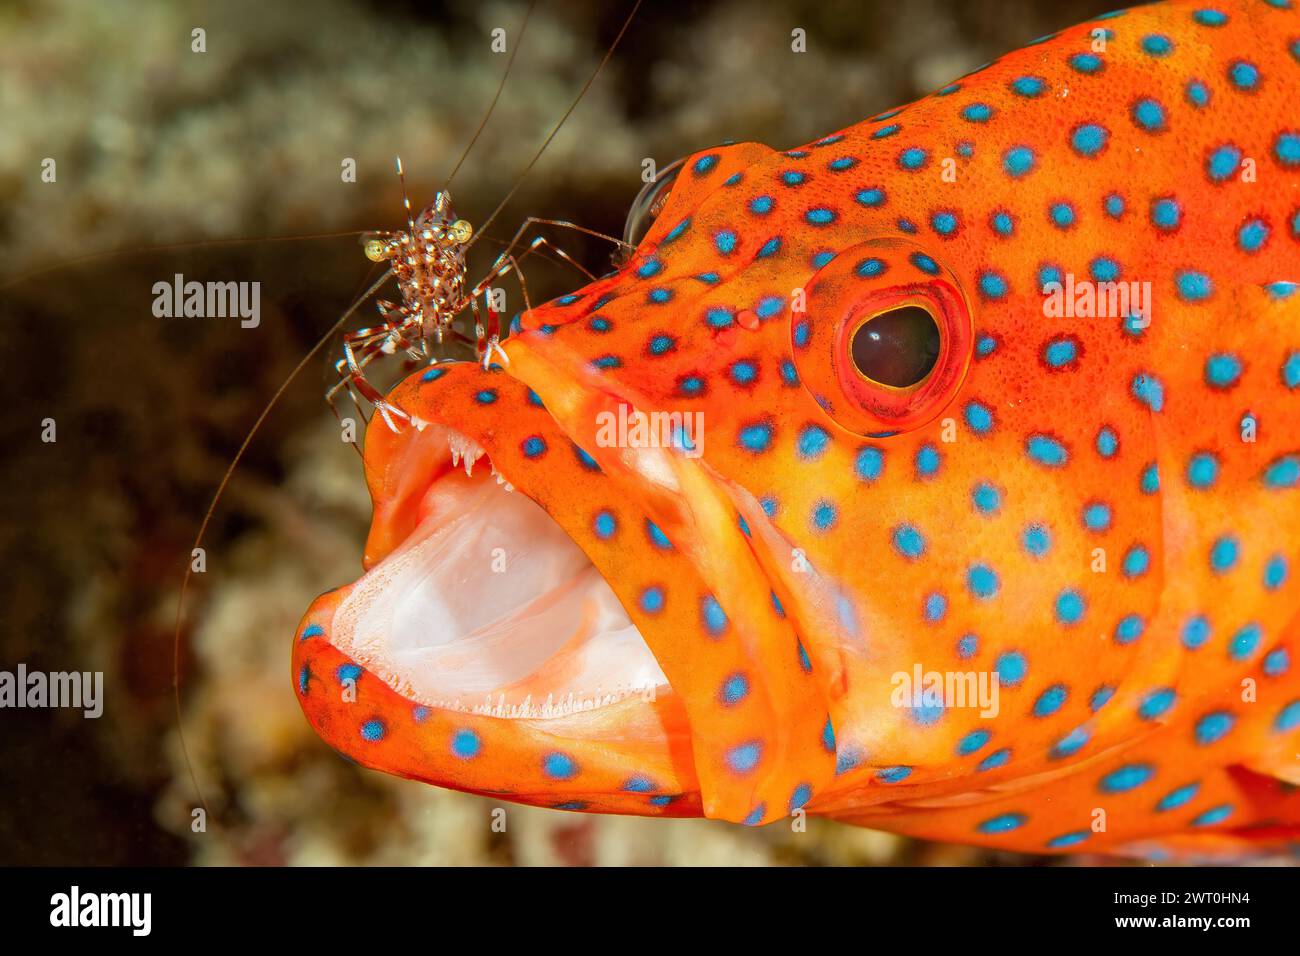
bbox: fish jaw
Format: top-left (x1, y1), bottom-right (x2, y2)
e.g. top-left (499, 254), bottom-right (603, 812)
top-left (293, 355), bottom-right (836, 823)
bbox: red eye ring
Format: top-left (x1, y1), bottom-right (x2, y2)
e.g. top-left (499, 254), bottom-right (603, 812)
top-left (833, 281), bottom-right (971, 431)
top-left (791, 240), bottom-right (974, 437)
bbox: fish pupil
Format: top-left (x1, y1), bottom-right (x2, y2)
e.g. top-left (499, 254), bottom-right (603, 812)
top-left (850, 306), bottom-right (941, 387)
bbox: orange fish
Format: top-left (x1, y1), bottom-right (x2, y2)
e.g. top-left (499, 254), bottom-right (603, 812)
top-left (294, 0), bottom-right (1300, 858)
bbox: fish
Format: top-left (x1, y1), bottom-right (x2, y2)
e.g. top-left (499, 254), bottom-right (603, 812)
top-left (292, 0), bottom-right (1300, 858)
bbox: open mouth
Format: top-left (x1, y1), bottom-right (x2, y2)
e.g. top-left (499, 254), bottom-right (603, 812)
top-left (328, 424), bottom-right (670, 718)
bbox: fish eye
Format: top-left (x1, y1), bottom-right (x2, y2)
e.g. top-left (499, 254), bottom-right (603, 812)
top-left (849, 306), bottom-right (941, 388)
top-left (622, 157), bottom-right (686, 250)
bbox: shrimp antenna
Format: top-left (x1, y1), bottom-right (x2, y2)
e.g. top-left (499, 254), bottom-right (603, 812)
top-left (466, 0), bottom-right (643, 251)
top-left (170, 266), bottom-right (391, 823)
top-left (443, 0), bottom-right (537, 189)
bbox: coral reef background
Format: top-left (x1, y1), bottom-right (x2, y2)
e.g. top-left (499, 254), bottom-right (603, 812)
top-left (2, 0), bottom-right (1122, 865)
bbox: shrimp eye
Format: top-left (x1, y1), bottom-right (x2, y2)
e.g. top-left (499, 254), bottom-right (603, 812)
top-left (622, 157), bottom-right (686, 250)
top-left (850, 306), bottom-right (941, 388)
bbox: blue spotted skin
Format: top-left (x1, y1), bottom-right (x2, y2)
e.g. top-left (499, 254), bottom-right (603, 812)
top-left (294, 0), bottom-right (1300, 856)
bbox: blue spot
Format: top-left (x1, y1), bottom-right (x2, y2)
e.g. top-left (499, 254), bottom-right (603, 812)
top-left (1026, 434), bottom-right (1068, 467)
top-left (593, 510), bottom-right (616, 540)
top-left (1186, 78), bottom-right (1211, 108)
top-left (647, 288), bottom-right (672, 304)
top-left (1193, 8), bottom-right (1229, 26)
top-left (931, 211), bottom-right (959, 235)
top-left (1055, 589), bottom-right (1086, 625)
top-left (1050, 726), bottom-right (1090, 759)
top-left (977, 813), bottom-right (1027, 834)
top-left (543, 751), bottom-right (578, 779)
top-left (1010, 76), bottom-right (1045, 97)
top-left (964, 401), bottom-right (994, 434)
top-left (828, 156), bottom-right (857, 171)
top-left (856, 257), bottom-right (887, 277)
top-left (856, 447), bottom-right (884, 481)
top-left (360, 719), bottom-right (385, 741)
top-left (1276, 700), bottom-right (1300, 732)
top-left (693, 153), bottom-right (718, 175)
top-left (1156, 782), bottom-right (1200, 812)
top-left (1100, 763), bottom-right (1154, 793)
top-left (855, 187), bottom-right (886, 207)
top-left (1265, 554), bottom-right (1289, 590)
top-left (1207, 144), bottom-right (1242, 182)
top-left (623, 775), bottom-right (656, 793)
top-left (521, 435), bottom-right (546, 458)
top-left (748, 195), bottom-right (773, 215)
top-left (967, 564), bottom-right (1000, 599)
top-left (1032, 684), bottom-right (1067, 718)
top-left (1229, 623), bottom-right (1261, 661)
top-left (1151, 196), bottom-right (1181, 230)
top-left (957, 634), bottom-right (978, 659)
top-left (972, 481), bottom-right (1001, 514)
top-left (1265, 455), bottom-right (1299, 488)
top-left (892, 523), bottom-right (925, 559)
top-left (1278, 132), bottom-right (1300, 167)
top-left (1187, 452), bottom-right (1219, 488)
top-left (995, 650), bottom-right (1027, 686)
top-left (1228, 59), bottom-right (1259, 90)
top-left (337, 663), bottom-right (362, 684)
top-left (1141, 33), bottom-right (1174, 56)
top-left (1130, 372), bottom-right (1165, 411)
top-left (639, 586), bottom-right (665, 614)
top-left (1194, 711), bottom-right (1234, 745)
top-left (1071, 123), bottom-right (1108, 157)
top-left (636, 258), bottom-right (663, 279)
top-left (1181, 615), bottom-right (1212, 650)
top-left (1139, 688), bottom-right (1176, 720)
top-left (876, 766), bottom-right (912, 784)
top-left (990, 210), bottom-right (1015, 236)
top-left (1096, 426), bottom-right (1118, 458)
top-left (915, 443), bottom-right (941, 477)
top-left (1192, 804), bottom-right (1234, 827)
top-left (1210, 535), bottom-right (1239, 573)
top-left (301, 623), bottom-right (324, 641)
top-left (730, 360), bottom-right (758, 386)
top-left (1046, 831), bottom-right (1090, 849)
top-left (1204, 353), bottom-right (1241, 388)
top-left (1082, 501), bottom-right (1111, 531)
top-left (898, 147), bottom-right (928, 170)
top-left (805, 207), bottom-right (837, 225)
top-left (797, 424), bottom-right (830, 459)
top-left (727, 741), bottom-right (762, 774)
top-left (1090, 684), bottom-right (1116, 712)
top-left (644, 519), bottom-right (672, 551)
top-left (713, 230), bottom-right (737, 255)
top-left (451, 729), bottom-right (481, 759)
top-left (977, 749), bottom-right (1011, 772)
top-left (1141, 462), bottom-right (1160, 494)
top-left (421, 366), bottom-right (447, 383)
top-left (1069, 53), bottom-right (1103, 73)
top-left (474, 389), bottom-right (498, 405)
top-left (957, 730), bottom-right (990, 756)
top-left (648, 334), bottom-right (675, 356)
top-left (1115, 614), bottom-right (1146, 645)
top-left (701, 595), bottom-right (728, 636)
top-left (1003, 145), bottom-right (1036, 177)
top-left (811, 500), bottom-right (838, 531)
top-left (1238, 220), bottom-right (1270, 256)
top-left (910, 252), bottom-right (940, 275)
top-left (1131, 98), bottom-right (1166, 132)
top-left (720, 672), bottom-right (749, 705)
top-left (1123, 544), bottom-right (1151, 578)
top-left (1023, 523), bottom-right (1051, 557)
top-left (738, 421), bottom-right (773, 452)
top-left (923, 592), bottom-right (948, 623)
top-left (1044, 338), bottom-right (1077, 368)
top-left (978, 271), bottom-right (1008, 300)
top-left (1104, 193), bottom-right (1126, 218)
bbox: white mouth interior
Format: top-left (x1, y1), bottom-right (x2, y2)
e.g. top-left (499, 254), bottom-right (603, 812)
top-left (331, 427), bottom-right (669, 718)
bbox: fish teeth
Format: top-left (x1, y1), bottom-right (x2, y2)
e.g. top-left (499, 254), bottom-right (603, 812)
top-left (446, 430), bottom-right (486, 476)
